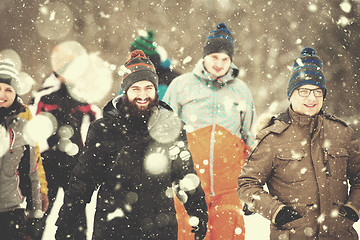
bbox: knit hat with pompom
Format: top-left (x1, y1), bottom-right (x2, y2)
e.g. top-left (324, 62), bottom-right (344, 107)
top-left (121, 50), bottom-right (159, 93)
top-left (287, 47), bottom-right (326, 98)
top-left (203, 23), bottom-right (234, 60)
top-left (130, 30), bottom-right (157, 56)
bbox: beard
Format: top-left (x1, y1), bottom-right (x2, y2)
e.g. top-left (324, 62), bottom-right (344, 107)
top-left (123, 94), bottom-right (159, 119)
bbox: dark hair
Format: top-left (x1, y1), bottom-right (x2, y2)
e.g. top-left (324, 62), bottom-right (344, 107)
top-left (0, 97), bottom-right (26, 127)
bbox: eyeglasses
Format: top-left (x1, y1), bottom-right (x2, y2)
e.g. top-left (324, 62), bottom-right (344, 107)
top-left (297, 88), bottom-right (324, 97)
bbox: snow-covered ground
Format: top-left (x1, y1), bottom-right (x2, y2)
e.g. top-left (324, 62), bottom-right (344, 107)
top-left (43, 188), bottom-right (360, 240)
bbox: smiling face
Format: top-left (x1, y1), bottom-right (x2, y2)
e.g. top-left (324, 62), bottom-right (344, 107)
top-left (126, 80), bottom-right (156, 111)
top-left (203, 52), bottom-right (232, 77)
top-left (0, 82), bottom-right (16, 108)
top-left (290, 84), bottom-right (324, 116)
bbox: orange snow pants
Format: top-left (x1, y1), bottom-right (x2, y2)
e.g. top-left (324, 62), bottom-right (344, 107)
top-left (175, 125), bottom-right (246, 240)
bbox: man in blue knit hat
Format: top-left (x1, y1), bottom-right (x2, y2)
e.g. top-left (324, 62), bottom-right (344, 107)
top-left (164, 22), bottom-right (256, 240)
top-left (238, 47), bottom-right (360, 239)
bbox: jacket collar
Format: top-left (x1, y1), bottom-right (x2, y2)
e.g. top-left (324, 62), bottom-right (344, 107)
top-left (269, 107), bottom-right (325, 131)
top-left (257, 107), bottom-right (326, 138)
top-left (0, 99), bottom-right (25, 129)
top-left (103, 95), bottom-right (172, 133)
top-left (288, 106), bottom-right (317, 127)
top-left (273, 107), bottom-right (324, 123)
top-left (192, 59), bottom-right (239, 87)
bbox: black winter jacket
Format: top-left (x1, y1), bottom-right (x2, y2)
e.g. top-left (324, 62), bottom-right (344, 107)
top-left (56, 96), bottom-right (208, 240)
top-left (35, 82), bottom-right (98, 186)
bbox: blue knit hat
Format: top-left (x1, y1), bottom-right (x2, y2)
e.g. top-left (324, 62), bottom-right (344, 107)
top-left (203, 23), bottom-right (234, 60)
top-left (287, 47), bottom-right (326, 98)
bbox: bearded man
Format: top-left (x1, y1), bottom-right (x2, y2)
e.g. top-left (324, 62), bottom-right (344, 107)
top-left (55, 50), bottom-right (208, 240)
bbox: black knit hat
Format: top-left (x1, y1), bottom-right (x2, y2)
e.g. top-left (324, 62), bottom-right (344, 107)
top-left (0, 58), bottom-right (20, 93)
top-left (287, 47), bottom-right (326, 98)
top-left (203, 23), bottom-right (234, 60)
top-left (121, 50), bottom-right (158, 93)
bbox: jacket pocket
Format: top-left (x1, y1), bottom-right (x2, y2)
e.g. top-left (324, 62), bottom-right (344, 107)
top-left (277, 149), bottom-right (305, 161)
top-left (326, 148), bottom-right (348, 180)
top-left (275, 149), bottom-right (307, 183)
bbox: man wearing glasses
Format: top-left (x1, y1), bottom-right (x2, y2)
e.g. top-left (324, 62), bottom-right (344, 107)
top-left (237, 47), bottom-right (360, 239)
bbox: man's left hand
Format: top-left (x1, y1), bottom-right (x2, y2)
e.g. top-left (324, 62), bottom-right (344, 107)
top-left (191, 219), bottom-right (207, 240)
top-left (340, 206), bottom-right (359, 222)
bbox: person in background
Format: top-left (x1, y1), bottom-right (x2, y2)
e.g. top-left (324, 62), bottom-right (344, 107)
top-left (119, 30), bottom-right (180, 100)
top-left (18, 105), bottom-right (49, 239)
top-left (18, 107), bottom-right (49, 212)
top-left (31, 42), bottom-right (101, 240)
top-left (163, 23), bottom-right (256, 240)
top-left (237, 47), bottom-right (360, 239)
top-left (55, 50), bottom-right (208, 240)
top-left (0, 58), bottom-right (43, 240)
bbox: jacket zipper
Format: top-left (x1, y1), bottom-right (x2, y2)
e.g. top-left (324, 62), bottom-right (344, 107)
top-left (209, 89), bottom-right (216, 197)
top-left (10, 128), bottom-right (22, 199)
top-left (322, 148), bottom-right (331, 176)
top-left (9, 128), bottom-right (15, 153)
top-left (15, 169), bottom-right (22, 200)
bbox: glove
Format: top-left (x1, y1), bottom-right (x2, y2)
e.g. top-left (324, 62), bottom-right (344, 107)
top-left (339, 205), bottom-right (359, 222)
top-left (243, 203), bottom-right (255, 216)
top-left (191, 219), bottom-right (207, 240)
top-left (41, 193), bottom-right (49, 212)
top-left (274, 206), bottom-right (301, 227)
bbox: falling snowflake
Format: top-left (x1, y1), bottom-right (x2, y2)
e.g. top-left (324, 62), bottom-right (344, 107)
top-left (107, 208), bottom-right (125, 221)
top-left (144, 152), bottom-right (169, 175)
top-left (188, 216), bottom-right (199, 227)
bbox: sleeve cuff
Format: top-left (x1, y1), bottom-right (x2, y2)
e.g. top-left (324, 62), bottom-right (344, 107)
top-left (28, 209), bottom-right (44, 218)
top-left (272, 205), bottom-right (286, 224)
top-left (344, 203), bottom-right (360, 219)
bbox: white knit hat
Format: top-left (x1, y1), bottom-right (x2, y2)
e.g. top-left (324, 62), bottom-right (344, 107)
top-left (0, 58), bottom-right (20, 93)
top-left (51, 41), bottom-right (89, 80)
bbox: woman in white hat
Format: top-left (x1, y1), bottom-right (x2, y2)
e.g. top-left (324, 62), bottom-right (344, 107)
top-left (0, 58), bottom-right (42, 240)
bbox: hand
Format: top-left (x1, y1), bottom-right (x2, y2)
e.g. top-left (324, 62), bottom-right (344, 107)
top-left (339, 205), bottom-right (359, 222)
top-left (274, 206), bottom-right (301, 227)
top-left (191, 219), bottom-right (207, 240)
top-left (243, 203), bottom-right (255, 216)
top-left (41, 193), bottom-right (49, 212)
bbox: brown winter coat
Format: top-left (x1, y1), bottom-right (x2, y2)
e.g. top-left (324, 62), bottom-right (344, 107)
top-left (237, 107), bottom-right (360, 240)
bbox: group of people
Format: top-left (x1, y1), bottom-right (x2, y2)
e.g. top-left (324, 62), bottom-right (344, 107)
top-left (0, 21), bottom-right (359, 240)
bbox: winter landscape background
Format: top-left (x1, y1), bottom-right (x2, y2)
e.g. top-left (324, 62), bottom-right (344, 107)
top-left (0, 0), bottom-right (359, 239)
